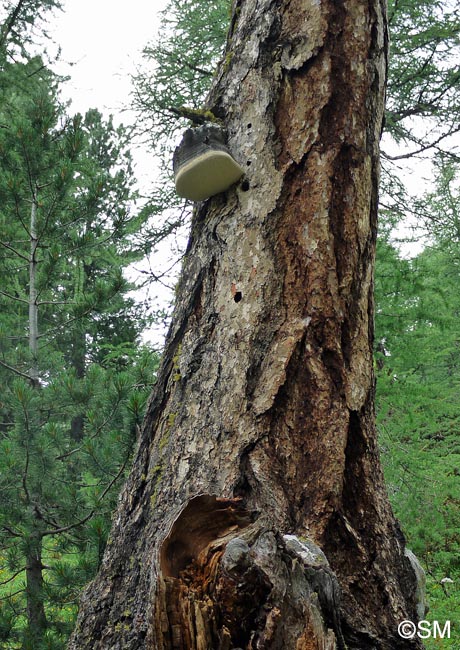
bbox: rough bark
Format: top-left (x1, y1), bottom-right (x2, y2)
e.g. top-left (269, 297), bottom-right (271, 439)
top-left (25, 531), bottom-right (48, 645)
top-left (25, 196), bottom-right (49, 646)
top-left (29, 198), bottom-right (39, 383)
top-left (69, 0), bottom-right (423, 648)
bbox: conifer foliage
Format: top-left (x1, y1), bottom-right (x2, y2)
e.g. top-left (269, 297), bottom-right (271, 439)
top-left (385, 0), bottom-right (460, 159)
top-left (0, 57), bottom-right (158, 650)
top-left (375, 164), bottom-right (460, 648)
top-left (0, 0), bottom-right (62, 63)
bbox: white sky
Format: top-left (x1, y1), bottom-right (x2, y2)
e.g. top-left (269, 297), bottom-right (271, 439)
top-left (50, 0), bottom-right (167, 117)
top-left (49, 0), bottom-right (176, 347)
top-left (49, 0), bottom-right (170, 200)
top-left (46, 1), bottom-right (441, 333)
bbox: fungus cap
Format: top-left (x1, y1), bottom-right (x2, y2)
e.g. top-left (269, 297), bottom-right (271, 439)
top-left (173, 123), bottom-right (244, 201)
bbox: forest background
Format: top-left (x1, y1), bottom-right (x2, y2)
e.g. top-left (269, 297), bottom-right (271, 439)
top-left (0, 0), bottom-right (459, 648)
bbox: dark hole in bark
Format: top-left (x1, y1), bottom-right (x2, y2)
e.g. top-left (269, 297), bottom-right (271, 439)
top-left (246, 160), bottom-right (252, 166)
top-left (247, 123), bottom-right (252, 129)
top-left (234, 291), bottom-right (243, 303)
top-left (159, 495), bottom-right (252, 577)
top-left (241, 179), bottom-right (250, 192)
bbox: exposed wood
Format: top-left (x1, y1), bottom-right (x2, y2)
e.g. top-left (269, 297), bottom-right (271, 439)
top-left (69, 1), bottom-right (423, 648)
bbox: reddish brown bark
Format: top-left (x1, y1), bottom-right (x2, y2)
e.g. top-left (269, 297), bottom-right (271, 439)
top-left (69, 1), bottom-right (423, 648)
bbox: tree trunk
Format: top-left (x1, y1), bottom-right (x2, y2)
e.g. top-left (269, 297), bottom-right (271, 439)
top-left (26, 195), bottom-right (49, 647)
top-left (69, 261), bottom-right (89, 441)
top-left (69, 1), bottom-right (423, 648)
top-left (25, 531), bottom-right (47, 647)
top-left (29, 197), bottom-right (39, 384)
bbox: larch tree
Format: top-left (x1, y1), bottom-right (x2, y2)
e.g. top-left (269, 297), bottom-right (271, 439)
top-left (0, 0), bottom-right (62, 65)
top-left (69, 1), bottom-right (423, 648)
top-left (375, 160), bottom-right (460, 626)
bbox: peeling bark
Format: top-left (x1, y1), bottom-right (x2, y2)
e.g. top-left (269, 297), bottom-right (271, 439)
top-left (69, 1), bottom-right (423, 648)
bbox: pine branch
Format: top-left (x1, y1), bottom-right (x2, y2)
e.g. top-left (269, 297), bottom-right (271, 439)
top-left (0, 566), bottom-right (26, 586)
top-left (55, 396), bottom-right (123, 461)
top-left (42, 457), bottom-right (129, 537)
top-left (37, 299), bottom-right (74, 306)
top-left (36, 308), bottom-right (92, 340)
top-left (0, 289), bottom-right (28, 304)
top-left (1, 525), bottom-right (22, 538)
top-left (0, 358), bottom-right (34, 382)
top-left (0, 240), bottom-right (30, 262)
top-left (0, 588), bottom-right (26, 602)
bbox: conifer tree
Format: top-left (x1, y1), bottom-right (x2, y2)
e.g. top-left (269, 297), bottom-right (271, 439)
top-left (130, 0), bottom-right (460, 303)
top-left (385, 0), bottom-right (460, 159)
top-left (0, 0), bottom-right (62, 64)
top-left (0, 58), bottom-right (158, 649)
top-left (375, 161), bottom-right (460, 642)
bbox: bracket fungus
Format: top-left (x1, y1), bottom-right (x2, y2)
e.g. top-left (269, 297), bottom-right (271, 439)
top-left (173, 123), bottom-right (244, 201)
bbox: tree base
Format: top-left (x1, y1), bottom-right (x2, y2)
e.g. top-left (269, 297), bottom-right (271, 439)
top-left (152, 495), bottom-right (345, 649)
